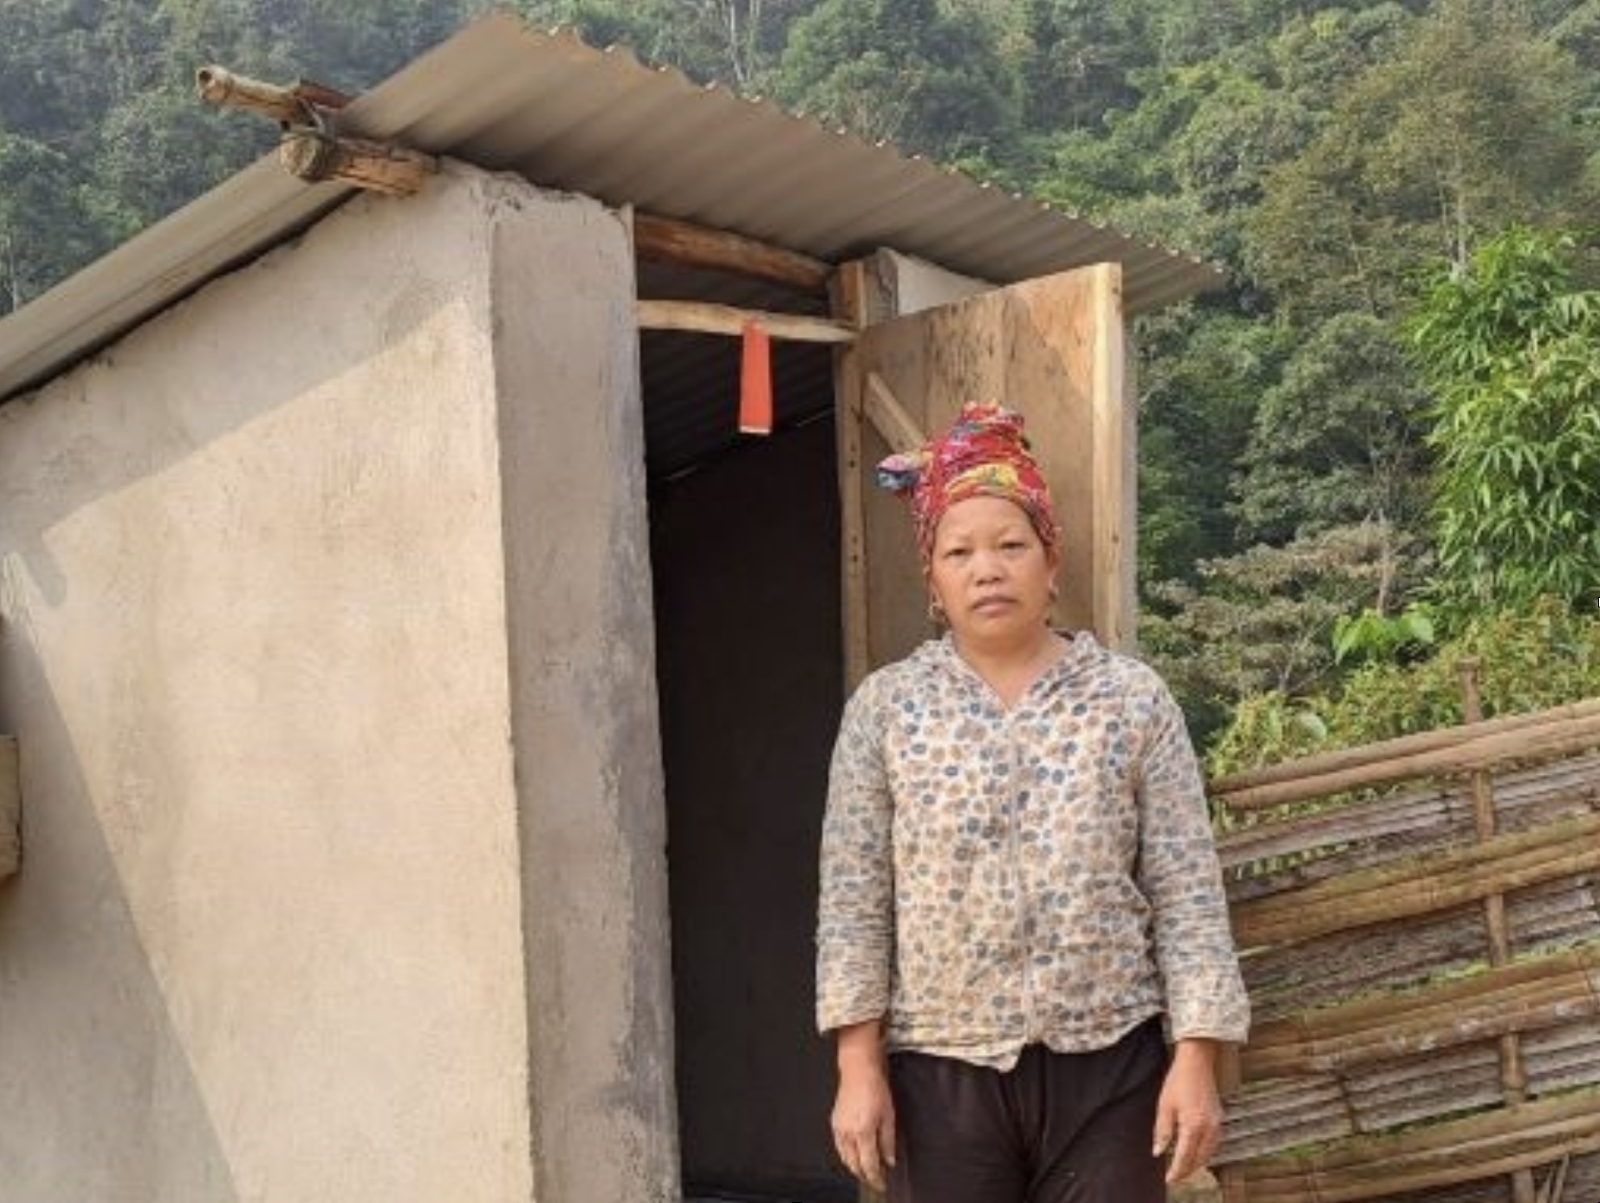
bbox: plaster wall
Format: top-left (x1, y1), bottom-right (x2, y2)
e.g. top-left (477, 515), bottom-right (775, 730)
top-left (488, 179), bottom-right (681, 1203)
top-left (0, 735), bottom-right (17, 877)
top-left (0, 163), bottom-right (673, 1202)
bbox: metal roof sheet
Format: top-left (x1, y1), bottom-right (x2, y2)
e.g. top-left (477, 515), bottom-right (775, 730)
top-left (0, 11), bottom-right (1224, 409)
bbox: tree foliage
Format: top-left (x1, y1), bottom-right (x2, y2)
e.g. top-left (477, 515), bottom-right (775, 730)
top-left (1406, 226), bottom-right (1600, 623)
top-left (1234, 312), bottom-right (1428, 545)
top-left (776, 0), bottom-right (1016, 159)
top-left (1207, 599), bottom-right (1600, 774)
top-left (1246, 0), bottom-right (1598, 322)
top-left (5, 0), bottom-right (1599, 747)
top-left (1142, 522), bottom-right (1418, 743)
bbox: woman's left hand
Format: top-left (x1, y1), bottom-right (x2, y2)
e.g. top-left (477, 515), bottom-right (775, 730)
top-left (1152, 1038), bottom-right (1225, 1184)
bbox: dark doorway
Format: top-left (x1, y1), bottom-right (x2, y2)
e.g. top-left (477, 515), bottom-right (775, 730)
top-left (645, 350), bottom-right (852, 1200)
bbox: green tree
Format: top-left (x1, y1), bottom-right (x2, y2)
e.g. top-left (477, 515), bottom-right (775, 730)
top-left (0, 127), bottom-right (102, 310)
top-left (1406, 225), bottom-right (1600, 623)
top-left (1248, 0), bottom-right (1598, 322)
top-left (776, 0), bottom-right (1017, 161)
top-left (518, 0), bottom-right (807, 89)
top-left (1137, 308), bottom-right (1286, 584)
top-left (1142, 522), bottom-right (1413, 743)
top-left (1009, 0), bottom-right (1151, 135)
top-left (1234, 311), bottom-right (1428, 547)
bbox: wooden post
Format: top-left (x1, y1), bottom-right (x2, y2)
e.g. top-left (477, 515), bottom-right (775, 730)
top-left (1458, 659), bottom-right (1536, 1203)
top-left (830, 261), bottom-right (880, 1203)
top-left (1216, 1038), bottom-right (1249, 1203)
top-left (830, 263), bottom-right (871, 691)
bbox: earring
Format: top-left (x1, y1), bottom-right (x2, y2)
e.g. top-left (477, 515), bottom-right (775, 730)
top-left (1048, 583), bottom-right (1060, 603)
top-left (928, 597), bottom-right (946, 625)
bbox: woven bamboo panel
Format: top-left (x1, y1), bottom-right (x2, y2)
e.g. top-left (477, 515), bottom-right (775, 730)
top-left (1210, 703), bottom-right (1600, 1203)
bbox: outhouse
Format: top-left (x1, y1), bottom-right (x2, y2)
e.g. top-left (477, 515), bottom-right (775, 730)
top-left (0, 13), bottom-right (1220, 1203)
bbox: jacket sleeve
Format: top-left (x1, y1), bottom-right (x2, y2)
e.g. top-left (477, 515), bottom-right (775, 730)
top-left (815, 676), bottom-right (895, 1034)
top-left (1132, 675), bottom-right (1251, 1044)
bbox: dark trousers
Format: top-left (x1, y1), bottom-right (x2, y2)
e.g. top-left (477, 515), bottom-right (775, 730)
top-left (886, 1019), bottom-right (1168, 1203)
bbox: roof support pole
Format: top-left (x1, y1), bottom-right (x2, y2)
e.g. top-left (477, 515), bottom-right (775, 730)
top-left (633, 214), bottom-right (831, 294)
top-left (196, 65), bottom-right (435, 197)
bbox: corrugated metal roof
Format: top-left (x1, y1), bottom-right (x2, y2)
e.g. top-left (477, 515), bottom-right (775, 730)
top-left (0, 11), bottom-right (1224, 421)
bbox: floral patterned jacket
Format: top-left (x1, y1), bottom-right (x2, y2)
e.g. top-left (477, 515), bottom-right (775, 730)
top-left (816, 631), bottom-right (1250, 1069)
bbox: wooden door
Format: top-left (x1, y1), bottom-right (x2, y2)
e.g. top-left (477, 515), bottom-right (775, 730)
top-left (834, 263), bottom-right (1132, 689)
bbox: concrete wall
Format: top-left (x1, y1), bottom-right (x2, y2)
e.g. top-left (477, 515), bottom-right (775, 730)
top-left (0, 163), bottom-right (677, 1202)
top-left (488, 177), bottom-right (681, 1203)
top-left (0, 735), bottom-right (17, 878)
top-left (648, 417), bottom-right (850, 1201)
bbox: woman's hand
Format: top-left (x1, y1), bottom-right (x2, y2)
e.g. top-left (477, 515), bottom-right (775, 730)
top-left (1152, 1038), bottom-right (1225, 1184)
top-left (831, 1020), bottom-right (896, 1192)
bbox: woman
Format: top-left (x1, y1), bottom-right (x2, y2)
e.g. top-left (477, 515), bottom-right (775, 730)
top-left (816, 403), bottom-right (1249, 1203)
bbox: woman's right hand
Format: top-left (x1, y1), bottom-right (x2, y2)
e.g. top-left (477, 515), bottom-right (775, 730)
top-left (831, 1020), bottom-right (897, 1192)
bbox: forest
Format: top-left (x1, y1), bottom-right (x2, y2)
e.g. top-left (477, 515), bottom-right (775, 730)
top-left (3, 0), bottom-right (1598, 761)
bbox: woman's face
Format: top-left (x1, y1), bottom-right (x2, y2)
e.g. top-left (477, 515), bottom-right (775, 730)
top-left (925, 495), bottom-right (1058, 648)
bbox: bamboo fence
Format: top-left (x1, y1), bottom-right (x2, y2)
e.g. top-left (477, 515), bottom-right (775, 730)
top-left (1209, 673), bottom-right (1600, 1203)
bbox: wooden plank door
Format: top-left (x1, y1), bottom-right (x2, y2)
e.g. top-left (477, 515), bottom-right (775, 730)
top-left (834, 263), bottom-right (1132, 690)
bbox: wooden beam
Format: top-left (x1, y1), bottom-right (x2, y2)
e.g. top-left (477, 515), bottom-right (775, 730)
top-left (196, 65), bottom-right (309, 124)
top-left (636, 300), bottom-right (855, 344)
top-left (634, 214), bottom-right (831, 293)
top-left (278, 131), bottom-right (436, 197)
top-left (1238, 1090), bottom-right (1600, 1203)
top-left (0, 735), bottom-right (18, 881)
top-left (1240, 943), bottom-right (1600, 1080)
top-left (1216, 710), bottom-right (1600, 812)
top-left (1230, 811), bottom-right (1600, 949)
top-left (863, 372), bottom-right (927, 454)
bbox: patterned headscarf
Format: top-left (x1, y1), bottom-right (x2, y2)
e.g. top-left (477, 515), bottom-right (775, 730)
top-left (877, 401), bottom-right (1058, 559)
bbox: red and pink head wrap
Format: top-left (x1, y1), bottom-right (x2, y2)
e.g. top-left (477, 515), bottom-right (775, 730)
top-left (877, 401), bottom-right (1058, 559)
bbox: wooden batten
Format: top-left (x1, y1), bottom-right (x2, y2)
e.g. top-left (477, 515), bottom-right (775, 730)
top-left (1230, 811), bottom-right (1600, 949)
top-left (1210, 697), bottom-right (1600, 800)
top-left (633, 214), bottom-right (831, 294)
top-left (636, 300), bottom-right (855, 344)
top-left (1240, 942), bottom-right (1600, 1080)
top-left (1237, 1090), bottom-right (1600, 1203)
top-left (1087, 263), bottom-right (1131, 649)
top-left (0, 735), bottom-right (17, 881)
top-left (863, 373), bottom-right (926, 455)
top-left (1216, 711), bottom-right (1600, 812)
top-left (1217, 753), bottom-right (1600, 879)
